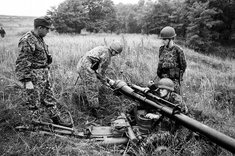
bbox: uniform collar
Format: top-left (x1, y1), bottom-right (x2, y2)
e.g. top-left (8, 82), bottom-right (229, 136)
top-left (31, 30), bottom-right (44, 41)
top-left (164, 44), bottom-right (175, 50)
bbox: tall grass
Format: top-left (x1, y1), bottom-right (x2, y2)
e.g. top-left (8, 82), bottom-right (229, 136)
top-left (0, 19), bottom-right (235, 155)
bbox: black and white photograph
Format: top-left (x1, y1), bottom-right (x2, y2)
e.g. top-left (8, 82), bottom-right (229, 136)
top-left (0, 0), bottom-right (235, 155)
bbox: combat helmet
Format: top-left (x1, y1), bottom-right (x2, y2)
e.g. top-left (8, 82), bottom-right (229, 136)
top-left (110, 42), bottom-right (123, 54)
top-left (159, 26), bottom-right (176, 39)
top-left (157, 78), bottom-right (174, 91)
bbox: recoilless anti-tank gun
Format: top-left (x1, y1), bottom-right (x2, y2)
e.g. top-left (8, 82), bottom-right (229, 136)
top-left (16, 77), bottom-right (235, 153)
top-left (102, 77), bottom-right (235, 153)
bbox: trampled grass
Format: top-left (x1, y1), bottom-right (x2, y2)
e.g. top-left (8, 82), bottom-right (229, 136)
top-left (0, 16), bottom-right (235, 155)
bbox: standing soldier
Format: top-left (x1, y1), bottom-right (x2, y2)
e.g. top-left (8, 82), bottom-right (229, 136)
top-left (15, 16), bottom-right (73, 127)
top-left (157, 26), bottom-right (187, 94)
top-left (0, 27), bottom-right (6, 38)
top-left (76, 42), bottom-right (123, 118)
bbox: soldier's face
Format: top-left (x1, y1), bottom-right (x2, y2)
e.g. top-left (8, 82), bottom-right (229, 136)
top-left (159, 88), bottom-right (169, 98)
top-left (162, 38), bottom-right (170, 46)
top-left (39, 26), bottom-right (49, 37)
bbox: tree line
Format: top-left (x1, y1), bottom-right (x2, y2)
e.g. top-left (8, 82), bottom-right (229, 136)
top-left (48, 0), bottom-right (235, 58)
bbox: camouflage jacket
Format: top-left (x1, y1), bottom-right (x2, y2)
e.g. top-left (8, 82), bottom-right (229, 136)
top-left (157, 44), bottom-right (187, 80)
top-left (77, 46), bottom-right (112, 76)
top-left (15, 31), bottom-right (50, 82)
top-left (168, 92), bottom-right (182, 105)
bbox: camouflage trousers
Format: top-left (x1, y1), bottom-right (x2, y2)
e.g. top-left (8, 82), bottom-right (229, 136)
top-left (20, 68), bottom-right (66, 124)
top-left (76, 67), bottom-right (109, 113)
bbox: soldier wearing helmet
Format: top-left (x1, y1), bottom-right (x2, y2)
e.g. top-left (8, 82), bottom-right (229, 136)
top-left (157, 26), bottom-right (187, 94)
top-left (155, 78), bottom-right (182, 104)
top-left (145, 78), bottom-right (182, 105)
top-left (76, 42), bottom-right (123, 118)
top-left (125, 78), bottom-right (187, 147)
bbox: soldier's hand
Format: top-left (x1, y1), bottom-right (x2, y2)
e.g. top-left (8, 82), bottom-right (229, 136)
top-left (25, 81), bottom-right (34, 89)
top-left (147, 80), bottom-right (155, 88)
top-left (143, 87), bottom-right (150, 93)
top-left (148, 80), bottom-right (154, 85)
top-left (145, 113), bottom-right (161, 119)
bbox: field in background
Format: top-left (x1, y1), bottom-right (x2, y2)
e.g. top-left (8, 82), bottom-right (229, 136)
top-left (0, 15), bottom-right (235, 155)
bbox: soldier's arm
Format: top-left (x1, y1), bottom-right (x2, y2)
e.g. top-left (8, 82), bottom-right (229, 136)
top-left (97, 52), bottom-right (109, 76)
top-left (171, 92), bottom-right (188, 113)
top-left (15, 40), bottom-right (35, 82)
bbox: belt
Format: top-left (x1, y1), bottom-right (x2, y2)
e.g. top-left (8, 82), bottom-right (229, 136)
top-left (32, 65), bottom-right (49, 69)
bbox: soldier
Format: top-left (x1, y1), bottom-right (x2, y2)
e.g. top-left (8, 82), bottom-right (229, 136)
top-left (143, 78), bottom-right (189, 154)
top-left (126, 78), bottom-right (187, 132)
top-left (76, 42), bottom-right (123, 118)
top-left (0, 27), bottom-right (6, 38)
top-left (15, 16), bottom-right (73, 127)
top-left (156, 26), bottom-right (187, 94)
top-left (126, 78), bottom-right (188, 155)
top-left (150, 78), bottom-right (186, 109)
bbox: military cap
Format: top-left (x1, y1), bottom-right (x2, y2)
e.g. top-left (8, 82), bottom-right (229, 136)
top-left (34, 16), bottom-right (52, 29)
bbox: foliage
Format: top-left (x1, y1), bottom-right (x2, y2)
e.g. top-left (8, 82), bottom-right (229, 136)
top-left (47, 0), bottom-right (235, 58)
top-left (48, 0), bottom-right (117, 33)
top-left (182, 0), bottom-right (234, 54)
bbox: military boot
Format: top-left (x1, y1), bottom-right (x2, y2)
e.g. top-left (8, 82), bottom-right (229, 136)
top-left (47, 105), bottom-right (74, 128)
top-left (90, 107), bottom-right (104, 119)
top-left (51, 115), bottom-right (73, 128)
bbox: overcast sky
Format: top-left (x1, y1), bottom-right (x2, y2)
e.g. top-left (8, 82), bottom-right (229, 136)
top-left (0, 0), bottom-right (140, 17)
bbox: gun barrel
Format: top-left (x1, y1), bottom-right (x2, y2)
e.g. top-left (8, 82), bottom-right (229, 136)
top-left (131, 84), bottom-right (178, 108)
top-left (108, 79), bottom-right (235, 153)
top-left (96, 137), bottom-right (128, 145)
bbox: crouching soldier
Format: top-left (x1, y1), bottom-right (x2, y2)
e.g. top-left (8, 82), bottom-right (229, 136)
top-left (143, 78), bottom-right (189, 154)
top-left (76, 42), bottom-right (123, 118)
top-left (15, 16), bottom-right (73, 128)
top-left (127, 78), bottom-right (187, 119)
top-left (125, 78), bottom-right (188, 154)
top-left (150, 78), bottom-right (184, 107)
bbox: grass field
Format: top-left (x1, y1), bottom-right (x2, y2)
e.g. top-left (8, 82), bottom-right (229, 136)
top-left (0, 15), bottom-right (235, 155)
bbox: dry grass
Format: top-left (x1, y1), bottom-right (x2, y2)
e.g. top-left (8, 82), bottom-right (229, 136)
top-left (0, 15), bottom-right (235, 155)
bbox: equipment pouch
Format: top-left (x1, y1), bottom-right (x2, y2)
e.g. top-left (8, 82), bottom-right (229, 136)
top-left (169, 68), bottom-right (180, 79)
top-left (47, 54), bottom-right (52, 64)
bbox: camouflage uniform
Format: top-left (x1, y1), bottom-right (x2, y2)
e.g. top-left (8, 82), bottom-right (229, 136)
top-left (167, 92), bottom-right (182, 105)
top-left (15, 31), bottom-right (67, 124)
top-left (157, 45), bottom-right (187, 94)
top-left (76, 46), bottom-right (112, 112)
